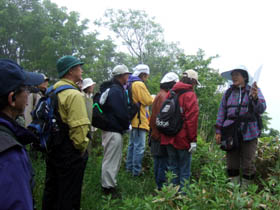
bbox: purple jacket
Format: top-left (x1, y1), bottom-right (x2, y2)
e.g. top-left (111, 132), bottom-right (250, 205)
top-left (0, 114), bottom-right (35, 210)
top-left (215, 85), bottom-right (266, 140)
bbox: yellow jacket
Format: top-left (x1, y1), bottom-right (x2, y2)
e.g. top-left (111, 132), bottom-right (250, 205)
top-left (131, 81), bottom-right (154, 131)
top-left (54, 79), bottom-right (90, 153)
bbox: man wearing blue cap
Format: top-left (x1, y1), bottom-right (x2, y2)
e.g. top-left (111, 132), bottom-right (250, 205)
top-left (42, 55), bottom-right (90, 210)
top-left (0, 59), bottom-right (44, 210)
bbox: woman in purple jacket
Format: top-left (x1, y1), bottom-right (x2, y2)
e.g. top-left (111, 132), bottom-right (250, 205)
top-left (215, 65), bottom-right (266, 188)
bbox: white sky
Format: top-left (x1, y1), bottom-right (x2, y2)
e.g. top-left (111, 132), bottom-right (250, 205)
top-left (53, 0), bottom-right (280, 131)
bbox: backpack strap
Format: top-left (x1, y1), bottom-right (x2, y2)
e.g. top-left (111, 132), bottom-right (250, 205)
top-left (173, 89), bottom-right (192, 117)
top-left (223, 86), bottom-right (262, 134)
top-left (51, 85), bottom-right (77, 134)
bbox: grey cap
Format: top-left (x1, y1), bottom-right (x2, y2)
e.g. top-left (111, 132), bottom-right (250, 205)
top-left (112, 65), bottom-right (131, 76)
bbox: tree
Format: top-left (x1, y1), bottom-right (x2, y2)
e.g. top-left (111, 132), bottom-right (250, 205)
top-left (177, 49), bottom-right (224, 140)
top-left (97, 9), bottom-right (183, 76)
top-left (0, 0), bottom-right (118, 82)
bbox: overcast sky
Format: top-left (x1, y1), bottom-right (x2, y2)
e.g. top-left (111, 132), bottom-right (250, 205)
top-left (53, 0), bottom-right (280, 131)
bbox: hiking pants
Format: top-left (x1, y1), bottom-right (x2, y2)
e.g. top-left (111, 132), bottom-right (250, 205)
top-left (166, 145), bottom-right (192, 190)
top-left (101, 131), bottom-right (123, 188)
top-left (126, 128), bottom-right (146, 176)
top-left (42, 152), bottom-right (88, 210)
top-left (227, 138), bottom-right (257, 179)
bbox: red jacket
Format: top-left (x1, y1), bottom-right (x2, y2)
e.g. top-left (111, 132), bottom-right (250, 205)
top-left (160, 82), bottom-right (199, 150)
top-left (149, 89), bottom-right (168, 140)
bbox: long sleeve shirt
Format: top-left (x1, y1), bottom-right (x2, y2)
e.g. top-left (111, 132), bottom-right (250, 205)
top-left (215, 85), bottom-right (266, 140)
top-left (54, 79), bottom-right (90, 152)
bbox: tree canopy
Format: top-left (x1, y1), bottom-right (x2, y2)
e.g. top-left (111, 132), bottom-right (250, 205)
top-left (0, 2), bottom-right (277, 136)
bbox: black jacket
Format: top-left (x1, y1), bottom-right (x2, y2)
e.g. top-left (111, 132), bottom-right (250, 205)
top-left (102, 79), bottom-right (130, 134)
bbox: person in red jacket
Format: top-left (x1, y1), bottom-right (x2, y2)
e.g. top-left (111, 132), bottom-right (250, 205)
top-left (149, 72), bottom-right (179, 190)
top-left (161, 69), bottom-right (200, 191)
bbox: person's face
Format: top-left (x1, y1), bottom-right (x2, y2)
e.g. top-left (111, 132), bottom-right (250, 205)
top-left (118, 74), bottom-right (130, 85)
top-left (70, 65), bottom-right (83, 83)
top-left (88, 85), bottom-right (95, 93)
top-left (12, 86), bottom-right (30, 116)
top-left (231, 71), bottom-right (245, 87)
top-left (141, 74), bottom-right (149, 82)
top-left (38, 80), bottom-right (49, 92)
top-left (122, 74), bottom-right (130, 85)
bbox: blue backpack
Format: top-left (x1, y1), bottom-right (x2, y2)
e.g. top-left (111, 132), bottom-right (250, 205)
top-left (28, 85), bottom-right (76, 152)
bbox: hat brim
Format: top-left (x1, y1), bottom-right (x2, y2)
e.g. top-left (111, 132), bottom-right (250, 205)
top-left (82, 81), bottom-right (96, 90)
top-left (23, 71), bottom-right (44, 86)
top-left (221, 70), bottom-right (253, 84)
top-left (221, 70), bottom-right (233, 81)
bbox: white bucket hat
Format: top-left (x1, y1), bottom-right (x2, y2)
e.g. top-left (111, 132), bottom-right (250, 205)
top-left (183, 69), bottom-right (201, 86)
top-left (82, 78), bottom-right (96, 90)
top-left (160, 72), bottom-right (179, 84)
top-left (221, 65), bottom-right (253, 84)
top-left (132, 64), bottom-right (150, 76)
top-left (112, 64), bottom-right (131, 76)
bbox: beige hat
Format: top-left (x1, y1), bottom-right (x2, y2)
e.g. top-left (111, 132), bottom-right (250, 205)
top-left (112, 64), bottom-right (131, 76)
top-left (183, 69), bottom-right (201, 86)
top-left (82, 78), bottom-right (96, 90)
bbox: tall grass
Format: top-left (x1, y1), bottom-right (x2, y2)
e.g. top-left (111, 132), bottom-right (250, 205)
top-left (32, 133), bottom-right (280, 209)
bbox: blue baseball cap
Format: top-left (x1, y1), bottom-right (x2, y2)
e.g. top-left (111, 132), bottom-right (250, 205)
top-left (0, 59), bottom-right (44, 96)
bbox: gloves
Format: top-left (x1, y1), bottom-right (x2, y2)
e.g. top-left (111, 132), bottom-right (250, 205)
top-left (188, 142), bottom-right (197, 153)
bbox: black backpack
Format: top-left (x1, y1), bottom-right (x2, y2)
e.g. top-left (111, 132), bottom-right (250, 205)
top-left (156, 89), bottom-right (190, 136)
top-left (91, 81), bottom-right (113, 130)
top-left (127, 81), bottom-right (141, 121)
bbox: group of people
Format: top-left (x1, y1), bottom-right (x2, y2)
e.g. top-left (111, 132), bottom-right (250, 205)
top-left (0, 55), bottom-right (266, 210)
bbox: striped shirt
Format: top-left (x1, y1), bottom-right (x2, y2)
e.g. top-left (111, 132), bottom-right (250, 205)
top-left (215, 85), bottom-right (266, 141)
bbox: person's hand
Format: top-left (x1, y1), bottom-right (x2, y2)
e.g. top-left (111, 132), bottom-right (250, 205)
top-left (188, 142), bottom-right (197, 152)
top-left (215, 133), bottom-right (221, 144)
top-left (251, 82), bottom-right (258, 100)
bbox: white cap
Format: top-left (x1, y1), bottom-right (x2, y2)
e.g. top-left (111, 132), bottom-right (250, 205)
top-left (132, 64), bottom-right (150, 76)
top-left (183, 69), bottom-right (201, 86)
top-left (82, 78), bottom-right (96, 90)
top-left (160, 72), bottom-right (179, 84)
top-left (112, 64), bottom-right (131, 76)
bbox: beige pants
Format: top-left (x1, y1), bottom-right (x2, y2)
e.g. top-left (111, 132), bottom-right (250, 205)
top-left (101, 131), bottom-right (123, 188)
top-left (227, 139), bottom-right (257, 177)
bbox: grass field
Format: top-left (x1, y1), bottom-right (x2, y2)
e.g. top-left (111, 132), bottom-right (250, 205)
top-left (31, 134), bottom-right (280, 209)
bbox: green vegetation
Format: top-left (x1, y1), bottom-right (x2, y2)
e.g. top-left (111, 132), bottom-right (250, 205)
top-left (32, 134), bottom-right (280, 209)
top-left (2, 1), bottom-right (280, 209)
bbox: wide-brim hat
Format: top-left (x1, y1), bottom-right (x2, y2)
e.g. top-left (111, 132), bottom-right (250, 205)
top-left (82, 78), bottom-right (96, 90)
top-left (56, 55), bottom-right (84, 78)
top-left (221, 65), bottom-right (252, 83)
top-left (0, 59), bottom-right (44, 96)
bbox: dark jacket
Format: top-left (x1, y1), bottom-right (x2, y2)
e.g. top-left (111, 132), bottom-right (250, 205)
top-left (0, 113), bottom-right (36, 210)
top-left (160, 82), bottom-right (199, 150)
top-left (102, 79), bottom-right (130, 134)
